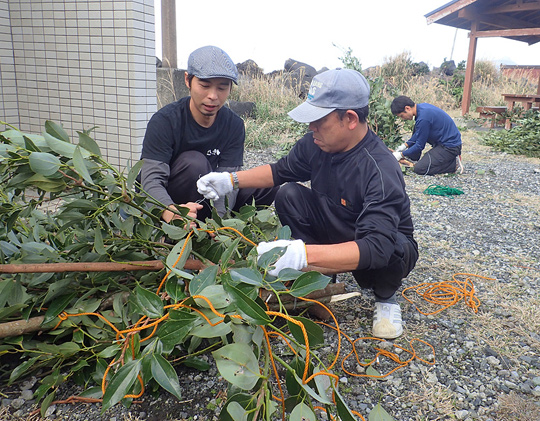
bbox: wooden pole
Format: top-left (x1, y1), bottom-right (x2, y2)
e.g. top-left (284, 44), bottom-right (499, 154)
top-left (0, 259), bottom-right (205, 274)
top-left (161, 0), bottom-right (177, 68)
top-left (0, 316), bottom-right (45, 339)
top-left (462, 21), bottom-right (478, 116)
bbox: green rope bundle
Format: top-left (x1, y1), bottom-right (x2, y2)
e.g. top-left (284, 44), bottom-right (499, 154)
top-left (423, 184), bottom-right (464, 196)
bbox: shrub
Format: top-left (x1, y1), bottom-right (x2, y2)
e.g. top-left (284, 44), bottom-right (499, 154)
top-left (339, 50), bottom-right (404, 147)
top-left (481, 110), bottom-right (540, 157)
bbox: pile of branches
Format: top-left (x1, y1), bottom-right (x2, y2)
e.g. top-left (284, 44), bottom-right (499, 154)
top-left (0, 121), bottom-right (365, 420)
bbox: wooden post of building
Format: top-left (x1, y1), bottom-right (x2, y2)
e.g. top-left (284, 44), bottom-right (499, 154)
top-left (462, 21), bottom-right (477, 116)
top-left (161, 0), bottom-right (177, 68)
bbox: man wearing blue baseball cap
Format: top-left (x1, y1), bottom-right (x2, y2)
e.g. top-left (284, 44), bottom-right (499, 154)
top-left (140, 45), bottom-right (277, 223)
top-left (197, 68), bottom-right (418, 339)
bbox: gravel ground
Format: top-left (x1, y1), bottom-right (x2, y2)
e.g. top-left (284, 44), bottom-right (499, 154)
top-left (2, 126), bottom-right (540, 421)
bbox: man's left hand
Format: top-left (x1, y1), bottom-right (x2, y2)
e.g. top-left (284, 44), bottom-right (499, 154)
top-left (256, 239), bottom-right (307, 277)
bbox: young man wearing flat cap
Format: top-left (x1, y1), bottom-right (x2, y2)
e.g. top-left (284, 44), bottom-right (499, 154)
top-left (197, 68), bottom-right (418, 339)
top-left (140, 45), bottom-right (277, 223)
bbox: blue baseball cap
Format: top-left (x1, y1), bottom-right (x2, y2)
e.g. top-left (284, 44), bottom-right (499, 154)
top-left (187, 46), bottom-right (239, 84)
top-left (288, 68), bottom-right (370, 123)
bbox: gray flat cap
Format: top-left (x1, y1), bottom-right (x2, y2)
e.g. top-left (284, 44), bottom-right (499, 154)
top-left (187, 46), bottom-right (238, 84)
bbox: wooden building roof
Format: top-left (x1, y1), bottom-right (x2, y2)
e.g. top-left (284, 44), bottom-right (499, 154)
top-left (426, 0), bottom-right (540, 45)
top-left (425, 0), bottom-right (540, 115)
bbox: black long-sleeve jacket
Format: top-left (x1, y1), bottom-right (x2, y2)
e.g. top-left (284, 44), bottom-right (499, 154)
top-left (270, 129), bottom-right (415, 271)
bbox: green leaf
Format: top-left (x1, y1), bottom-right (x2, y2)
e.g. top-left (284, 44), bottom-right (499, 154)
top-left (98, 345), bottom-right (122, 359)
top-left (0, 240), bottom-right (19, 256)
top-left (189, 265), bottom-right (218, 296)
top-left (0, 304), bottom-right (27, 321)
top-left (368, 403), bottom-right (395, 421)
top-left (73, 146), bottom-right (94, 184)
top-left (333, 387), bottom-right (357, 421)
top-left (219, 393), bottom-right (257, 421)
top-left (273, 268), bottom-right (304, 282)
top-left (150, 353), bottom-right (182, 399)
top-left (168, 309), bottom-right (198, 323)
top-left (289, 370), bottom-right (332, 405)
top-left (190, 318), bottom-right (231, 338)
top-left (182, 356), bottom-right (211, 371)
top-left (290, 402), bottom-right (316, 421)
top-left (79, 386), bottom-right (103, 399)
top-left (229, 268), bottom-right (264, 287)
top-left (257, 246), bottom-right (286, 270)
top-left (212, 343), bottom-right (260, 390)
top-left (40, 391), bottom-right (56, 417)
top-left (94, 227), bottom-right (107, 255)
top-left (226, 401), bottom-right (249, 421)
top-left (127, 160), bottom-right (143, 190)
top-left (165, 278), bottom-right (186, 302)
top-left (314, 368), bottom-right (333, 404)
top-left (194, 285), bottom-right (232, 309)
top-left (161, 222), bottom-right (188, 241)
top-left (366, 365), bottom-right (381, 377)
top-left (25, 173), bottom-right (66, 192)
top-left (78, 131), bottom-right (101, 156)
top-left (156, 320), bottom-right (193, 352)
top-left (132, 285), bottom-right (163, 319)
top-left (9, 357), bottom-right (40, 384)
top-left (277, 225), bottom-right (292, 240)
top-left (28, 152), bottom-right (61, 176)
top-left (288, 272), bottom-right (330, 298)
top-left (219, 238), bottom-right (240, 270)
top-left (43, 131), bottom-right (77, 158)
top-left (43, 293), bottom-right (77, 324)
top-left (102, 359), bottom-right (142, 412)
top-left (166, 238), bottom-right (192, 272)
top-left (227, 284), bottom-right (271, 325)
top-left (287, 316), bottom-right (324, 347)
top-left (45, 120), bottom-right (70, 142)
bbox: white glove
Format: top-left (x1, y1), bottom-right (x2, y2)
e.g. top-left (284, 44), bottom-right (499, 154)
top-left (395, 143), bottom-right (407, 153)
top-left (196, 172), bottom-right (233, 200)
top-left (257, 239), bottom-right (307, 277)
top-left (392, 151), bottom-right (403, 161)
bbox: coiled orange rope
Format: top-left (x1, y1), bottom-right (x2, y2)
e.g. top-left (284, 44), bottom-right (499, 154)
top-left (402, 273), bottom-right (493, 315)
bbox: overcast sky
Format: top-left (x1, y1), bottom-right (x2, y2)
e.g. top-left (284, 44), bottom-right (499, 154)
top-left (154, 0), bottom-right (540, 72)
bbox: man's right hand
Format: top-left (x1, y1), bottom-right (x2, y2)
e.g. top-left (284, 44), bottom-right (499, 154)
top-left (197, 172), bottom-right (234, 200)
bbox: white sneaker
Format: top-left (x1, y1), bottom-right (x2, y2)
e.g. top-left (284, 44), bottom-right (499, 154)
top-left (372, 302), bottom-right (403, 339)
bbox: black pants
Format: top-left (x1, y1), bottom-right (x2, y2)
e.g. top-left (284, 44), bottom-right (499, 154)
top-left (413, 145), bottom-right (461, 176)
top-left (274, 182), bottom-right (418, 299)
top-left (168, 151), bottom-right (278, 220)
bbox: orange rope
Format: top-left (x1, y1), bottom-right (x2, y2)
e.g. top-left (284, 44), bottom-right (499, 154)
top-left (402, 273), bottom-right (493, 315)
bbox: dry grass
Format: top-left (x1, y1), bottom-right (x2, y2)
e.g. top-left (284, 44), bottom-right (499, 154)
top-left (403, 77), bottom-right (457, 110)
top-left (468, 279), bottom-right (540, 359)
top-left (403, 380), bottom-right (457, 420)
top-left (231, 72), bottom-right (305, 149)
top-left (496, 392), bottom-right (540, 421)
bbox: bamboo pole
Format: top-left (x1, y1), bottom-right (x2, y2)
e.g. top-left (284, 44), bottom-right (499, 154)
top-left (0, 259), bottom-right (205, 274)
